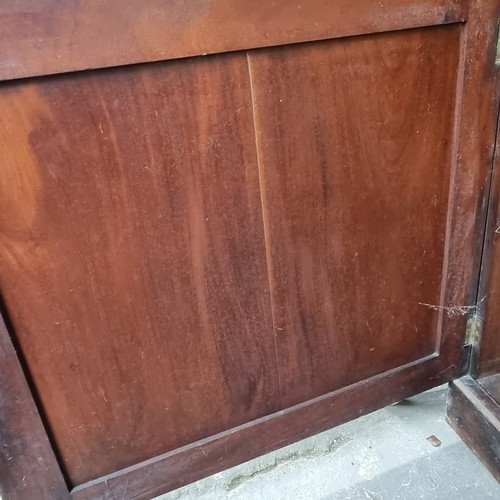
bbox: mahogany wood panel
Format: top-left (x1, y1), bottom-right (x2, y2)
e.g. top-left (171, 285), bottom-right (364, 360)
top-left (0, 0), bottom-right (467, 81)
top-left (72, 354), bottom-right (445, 500)
top-left (0, 313), bottom-right (69, 500)
top-left (249, 25), bottom-right (462, 407)
top-left (0, 53), bottom-right (280, 485)
top-left (447, 376), bottom-right (500, 482)
top-left (1, 0), bottom-right (500, 498)
top-left (443, 0), bottom-right (500, 377)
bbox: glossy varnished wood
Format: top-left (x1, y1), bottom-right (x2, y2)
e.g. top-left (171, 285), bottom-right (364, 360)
top-left (0, 313), bottom-right (69, 500)
top-left (249, 25), bottom-right (462, 407)
top-left (0, 0), bottom-right (466, 81)
top-left (0, 53), bottom-right (280, 485)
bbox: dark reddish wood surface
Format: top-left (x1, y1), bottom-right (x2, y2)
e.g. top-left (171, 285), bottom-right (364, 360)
top-left (437, 0), bottom-right (500, 376)
top-left (72, 354), bottom-right (445, 500)
top-left (1, 0), bottom-right (500, 498)
top-left (249, 25), bottom-right (461, 407)
top-left (0, 313), bottom-right (70, 500)
top-left (0, 53), bottom-right (280, 485)
top-left (0, 0), bottom-right (466, 81)
top-left (448, 0), bottom-right (500, 478)
top-left (447, 376), bottom-right (500, 482)
top-left (478, 118), bottom-right (500, 376)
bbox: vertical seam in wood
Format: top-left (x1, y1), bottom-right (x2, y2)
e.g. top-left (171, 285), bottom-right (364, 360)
top-left (470, 62), bottom-right (500, 376)
top-left (246, 51), bottom-right (283, 409)
top-left (434, 22), bottom-right (468, 354)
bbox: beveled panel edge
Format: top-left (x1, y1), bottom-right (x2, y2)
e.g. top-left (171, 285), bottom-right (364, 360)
top-left (70, 353), bottom-right (457, 500)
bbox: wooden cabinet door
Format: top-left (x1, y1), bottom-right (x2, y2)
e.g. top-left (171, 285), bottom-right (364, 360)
top-left (446, 91), bottom-right (500, 482)
top-left (476, 116), bottom-right (500, 378)
top-left (1, 1), bottom-right (499, 499)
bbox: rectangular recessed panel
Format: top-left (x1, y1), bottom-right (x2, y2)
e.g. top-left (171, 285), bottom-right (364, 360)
top-left (0, 53), bottom-right (280, 484)
top-left (249, 25), bottom-right (462, 407)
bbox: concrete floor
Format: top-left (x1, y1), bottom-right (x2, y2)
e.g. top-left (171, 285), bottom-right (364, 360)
top-left (157, 385), bottom-right (500, 500)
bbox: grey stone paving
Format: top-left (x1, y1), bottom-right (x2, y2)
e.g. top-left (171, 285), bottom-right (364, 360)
top-left (157, 386), bottom-right (500, 500)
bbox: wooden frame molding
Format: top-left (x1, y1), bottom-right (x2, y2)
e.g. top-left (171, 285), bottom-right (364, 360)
top-left (72, 355), bottom-right (447, 500)
top-left (2, 0), bottom-right (500, 499)
top-left (0, 313), bottom-right (69, 500)
top-left (447, 376), bottom-right (500, 482)
top-left (0, 0), bottom-right (466, 81)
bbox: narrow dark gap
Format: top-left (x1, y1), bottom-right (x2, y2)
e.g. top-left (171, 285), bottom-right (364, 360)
top-left (0, 291), bottom-right (73, 489)
top-left (467, 98), bottom-right (500, 376)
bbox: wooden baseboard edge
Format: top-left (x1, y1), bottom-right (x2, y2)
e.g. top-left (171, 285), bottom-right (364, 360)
top-left (446, 375), bottom-right (500, 482)
top-left (70, 354), bottom-right (458, 500)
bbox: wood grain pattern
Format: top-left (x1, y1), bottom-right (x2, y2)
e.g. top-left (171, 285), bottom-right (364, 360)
top-left (0, 0), bottom-right (466, 81)
top-left (0, 312), bottom-right (70, 500)
top-left (447, 376), bottom-right (500, 482)
top-left (0, 53), bottom-right (280, 485)
top-left (72, 353), bottom-right (446, 500)
top-left (1, 0), bottom-right (499, 497)
top-left (478, 117), bottom-right (500, 376)
top-left (249, 25), bottom-right (462, 407)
